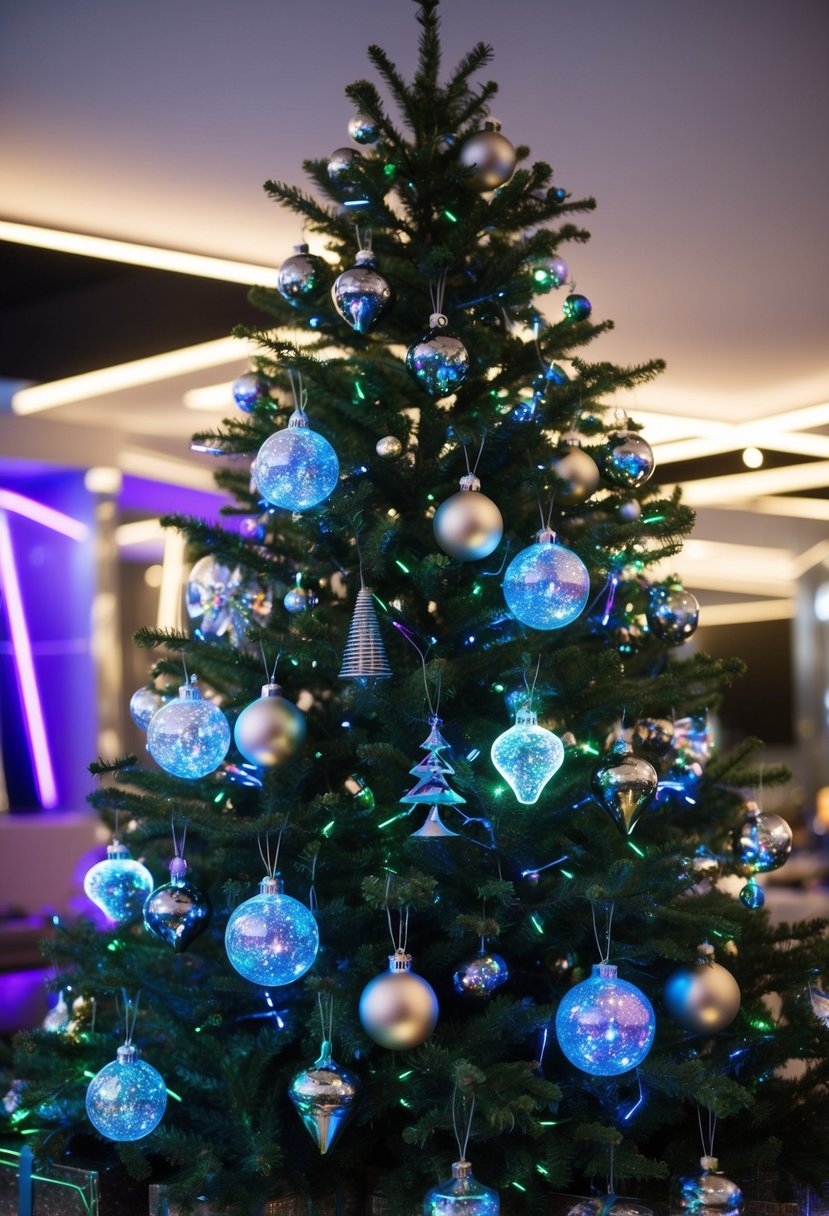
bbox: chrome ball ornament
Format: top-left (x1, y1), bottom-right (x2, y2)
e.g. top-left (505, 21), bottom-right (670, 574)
top-left (600, 431), bottom-right (655, 489)
top-left (664, 943), bottom-right (741, 1033)
top-left (733, 802), bottom-right (792, 872)
top-left (406, 313), bottom-right (470, 398)
top-left (375, 435), bottom-right (403, 459)
top-left (433, 473), bottom-right (503, 561)
top-left (359, 949), bottom-right (438, 1050)
top-left (277, 244), bottom-right (323, 304)
top-left (459, 120), bottom-right (516, 190)
top-left (233, 683), bottom-right (306, 768)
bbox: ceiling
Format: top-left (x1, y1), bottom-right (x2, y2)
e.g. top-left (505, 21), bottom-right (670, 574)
top-left (1, 0), bottom-right (828, 620)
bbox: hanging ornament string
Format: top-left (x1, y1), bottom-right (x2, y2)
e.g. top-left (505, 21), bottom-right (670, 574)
top-left (116, 989), bottom-right (141, 1047)
top-left (171, 817), bottom-right (187, 861)
top-left (697, 1104), bottom-right (717, 1160)
top-left (383, 872), bottom-right (410, 956)
top-left (451, 1085), bottom-right (476, 1163)
top-left (461, 431), bottom-right (488, 480)
top-left (522, 656), bottom-right (542, 712)
top-left (391, 622), bottom-right (439, 718)
top-left (317, 991), bottom-right (335, 1046)
top-left (591, 900), bottom-right (615, 963)
top-left (355, 223), bottom-right (372, 255)
top-left (257, 815), bottom-right (289, 880)
top-left (308, 849), bottom-right (319, 915)
top-left (259, 644), bottom-right (281, 686)
top-left (287, 370), bottom-right (308, 419)
top-left (429, 269), bottom-right (449, 321)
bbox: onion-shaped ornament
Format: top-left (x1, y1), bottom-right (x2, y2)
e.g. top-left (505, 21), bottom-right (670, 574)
top-left (600, 431), bottom-right (655, 489)
top-left (592, 738), bottom-right (658, 835)
top-left (225, 875), bottom-right (319, 987)
top-left (664, 943), bottom-right (741, 1033)
top-left (647, 581), bottom-right (699, 643)
top-left (732, 801), bottom-right (792, 872)
top-left (288, 1040), bottom-right (360, 1154)
top-left (459, 120), bottom-right (516, 191)
top-left (254, 407), bottom-right (339, 512)
top-left (676, 1157), bottom-right (744, 1216)
top-left (143, 855), bottom-right (211, 953)
top-left (423, 1160), bottom-right (500, 1216)
top-left (232, 371), bottom-right (270, 413)
top-left (84, 840), bottom-right (154, 926)
top-left (406, 312), bottom-right (469, 398)
top-left (490, 707), bottom-right (564, 805)
top-left (359, 949), bottom-right (438, 1050)
top-left (234, 682), bottom-right (306, 767)
top-left (147, 679), bottom-right (231, 780)
top-left (331, 247), bottom-right (393, 334)
top-left (86, 1044), bottom-right (167, 1143)
top-left (434, 473), bottom-right (503, 561)
top-left (555, 962), bottom-right (655, 1076)
top-left (277, 244), bottom-right (324, 304)
top-left (503, 528), bottom-right (590, 630)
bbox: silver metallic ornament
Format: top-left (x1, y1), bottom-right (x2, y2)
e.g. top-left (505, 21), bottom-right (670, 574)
top-left (616, 498), bottom-right (642, 522)
top-left (664, 942), bottom-right (741, 1033)
top-left (326, 146), bottom-right (363, 191)
top-left (232, 371), bottom-right (270, 412)
top-left (459, 120), bottom-right (516, 190)
top-left (331, 249), bottom-right (393, 334)
top-left (186, 556), bottom-right (272, 645)
top-left (375, 435), bottom-right (403, 459)
top-left (359, 949), bottom-right (439, 1050)
top-left (277, 244), bottom-right (323, 304)
top-left (406, 312), bottom-right (470, 398)
top-left (676, 1157), bottom-right (744, 1216)
top-left (592, 738), bottom-right (658, 835)
top-left (143, 856), bottom-right (212, 953)
top-left (339, 586), bottom-right (392, 679)
top-left (423, 1160), bottom-right (500, 1216)
top-left (631, 717), bottom-right (675, 754)
top-left (129, 686), bottom-right (170, 730)
top-left (600, 431), bottom-right (655, 488)
top-left (233, 683), bottom-right (306, 767)
top-left (548, 446), bottom-right (600, 506)
top-left (288, 1041), bottom-right (360, 1154)
top-left (647, 582), bottom-right (700, 644)
top-left (433, 473), bottom-right (503, 561)
top-left (453, 951), bottom-right (509, 998)
top-left (732, 801), bottom-right (792, 872)
top-left (348, 113), bottom-right (379, 145)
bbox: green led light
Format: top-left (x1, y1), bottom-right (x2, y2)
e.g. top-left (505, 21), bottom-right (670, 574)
top-left (642, 514), bottom-right (664, 523)
top-left (443, 210), bottom-right (458, 222)
top-left (83, 1070), bottom-right (95, 1080)
top-left (290, 657), bottom-right (299, 666)
top-left (535, 1164), bottom-right (549, 1176)
top-left (472, 584), bottom-right (482, 596)
top-left (580, 744), bottom-right (600, 756)
top-left (354, 380), bottom-right (366, 401)
top-left (750, 1017), bottom-right (774, 1031)
top-left (20, 1128), bottom-right (43, 1136)
top-left (213, 792), bottom-right (224, 804)
top-left (315, 751), bottom-right (323, 759)
top-left (427, 493), bottom-right (435, 502)
top-left (533, 269), bottom-right (551, 285)
top-left (492, 785), bottom-right (505, 798)
top-left (107, 940), bottom-right (123, 952)
top-left (709, 928), bottom-right (724, 937)
top-left (627, 839), bottom-right (645, 858)
top-left (399, 1070), bottom-right (413, 1080)
top-left (322, 820), bottom-right (335, 837)
top-left (492, 682), bottom-right (504, 692)
top-left (373, 594), bottom-right (389, 612)
top-left (530, 914), bottom-right (544, 936)
top-left (395, 559), bottom-right (410, 574)
top-left (378, 812), bottom-right (407, 829)
top-left (384, 163), bottom-right (396, 177)
top-left (560, 869), bottom-right (574, 879)
top-left (9, 1110), bottom-right (30, 1126)
top-left (539, 1120), bottom-right (560, 1127)
top-left (511, 1182), bottom-right (527, 1193)
top-left (166, 1087), bottom-right (183, 1103)
top-left (399, 1097), bottom-right (412, 1108)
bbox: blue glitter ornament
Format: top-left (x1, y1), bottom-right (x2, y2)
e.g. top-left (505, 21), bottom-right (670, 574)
top-left (423, 1160), bottom-right (500, 1216)
top-left (129, 685), bottom-right (169, 730)
top-left (147, 679), bottom-right (230, 780)
top-left (85, 1044), bottom-right (167, 1142)
top-left (503, 529), bottom-right (590, 630)
top-left (232, 371), bottom-right (269, 413)
top-left (555, 962), bottom-right (655, 1076)
top-left (563, 292), bottom-right (592, 322)
top-left (453, 951), bottom-right (509, 998)
top-left (254, 408), bottom-right (339, 511)
top-left (84, 841), bottom-right (154, 925)
top-left (406, 313), bottom-right (469, 398)
top-left (739, 878), bottom-right (765, 909)
top-left (225, 875), bottom-right (319, 987)
top-left (490, 707), bottom-right (564, 805)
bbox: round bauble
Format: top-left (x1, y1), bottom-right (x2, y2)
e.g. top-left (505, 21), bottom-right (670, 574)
top-left (733, 803), bottom-right (792, 872)
top-left (225, 876), bottom-right (319, 987)
top-left (675, 1157), bottom-right (744, 1216)
top-left (433, 474), bottom-right (503, 561)
top-left (233, 682), bottom-right (306, 767)
top-left (147, 681), bottom-right (230, 780)
top-left (424, 1161), bottom-right (500, 1216)
top-left (503, 529), bottom-right (590, 631)
top-left (548, 446), bottom-right (600, 506)
top-left (592, 739), bottom-right (658, 835)
top-left (327, 147), bottom-right (363, 189)
top-left (406, 315), bottom-right (470, 398)
top-left (348, 113), bottom-right (379, 145)
top-left (616, 498), bottom-right (642, 523)
top-left (143, 858), bottom-right (211, 953)
top-left (569, 1200), bottom-right (654, 1216)
top-left (239, 516), bottom-right (266, 541)
top-left (531, 254), bottom-right (568, 293)
top-left (277, 245), bottom-right (323, 304)
top-left (331, 250), bottom-right (393, 334)
top-left (664, 943), bottom-right (741, 1033)
top-left (600, 432), bottom-right (655, 489)
top-left (359, 949), bottom-right (438, 1049)
top-left (375, 435), bottom-right (403, 459)
top-left (254, 410), bottom-right (339, 512)
top-left (555, 962), bottom-right (655, 1076)
top-left (129, 686), bottom-right (169, 730)
top-left (740, 878), bottom-right (765, 909)
top-left (289, 1045), bottom-right (361, 1154)
top-left (647, 582), bottom-right (699, 644)
top-left (84, 841), bottom-right (154, 925)
top-left (232, 371), bottom-right (269, 413)
top-left (562, 292), bottom-right (592, 322)
top-left (630, 717), bottom-right (675, 754)
top-left (459, 121), bottom-right (516, 190)
top-left (453, 951), bottom-right (509, 998)
top-left (283, 586), bottom-right (310, 614)
top-left (85, 1045), bottom-right (167, 1142)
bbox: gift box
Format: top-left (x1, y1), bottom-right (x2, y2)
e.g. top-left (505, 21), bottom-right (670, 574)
top-left (0, 1144), bottom-right (99, 1216)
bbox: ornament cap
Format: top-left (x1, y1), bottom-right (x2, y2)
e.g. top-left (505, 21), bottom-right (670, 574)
top-left (451, 1161), bottom-right (473, 1180)
top-left (594, 962), bottom-right (618, 980)
top-left (116, 1044), bottom-right (138, 1065)
top-left (287, 408), bottom-right (310, 430)
top-left (169, 856), bottom-right (188, 881)
top-left (388, 948), bottom-right (413, 973)
top-left (259, 875), bottom-right (285, 896)
top-left (178, 681), bottom-right (202, 702)
top-left (106, 840), bottom-right (130, 860)
top-left (429, 312), bottom-right (448, 329)
top-left (700, 1156), bottom-right (719, 1171)
top-left (458, 473), bottom-right (481, 492)
top-left (483, 119), bottom-right (502, 132)
top-left (260, 682), bottom-right (285, 699)
top-left (354, 248), bottom-right (377, 268)
top-left (611, 738), bottom-right (633, 756)
top-left (293, 243), bottom-right (310, 254)
top-left (514, 707), bottom-right (538, 727)
top-left (696, 941), bottom-right (716, 964)
top-left (316, 1039), bottom-right (335, 1065)
top-left (535, 527), bottom-right (557, 544)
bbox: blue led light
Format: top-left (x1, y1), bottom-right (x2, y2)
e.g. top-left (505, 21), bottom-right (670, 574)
top-left (503, 531), bottom-right (590, 630)
top-left (85, 1046), bottom-right (167, 1142)
top-left (555, 962), bottom-right (655, 1076)
top-left (254, 410), bottom-right (339, 511)
top-left (225, 877), bottom-right (319, 987)
top-left (146, 682), bottom-right (230, 780)
top-left (490, 708), bottom-right (564, 805)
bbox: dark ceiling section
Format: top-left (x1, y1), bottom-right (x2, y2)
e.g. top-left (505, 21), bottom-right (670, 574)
top-left (0, 242), bottom-right (265, 382)
top-left (658, 448), bottom-right (822, 485)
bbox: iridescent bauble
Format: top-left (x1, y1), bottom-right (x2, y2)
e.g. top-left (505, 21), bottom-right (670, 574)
top-left (592, 739), bottom-right (658, 835)
top-left (331, 250), bottom-right (393, 334)
top-left (277, 244), bottom-right (323, 304)
top-left (490, 708), bottom-right (564, 805)
top-left (631, 718), bottom-right (675, 754)
top-left (147, 682), bottom-right (231, 780)
top-left (600, 432), bottom-right (655, 489)
top-left (283, 586), bottom-right (310, 613)
top-left (616, 498), bottom-right (642, 522)
top-left (676, 1157), bottom-right (744, 1216)
top-left (503, 528), bottom-right (590, 630)
top-left (664, 944), bottom-right (741, 1033)
top-left (42, 991), bottom-right (70, 1033)
top-left (548, 446), bottom-right (600, 506)
top-left (647, 582), bottom-right (699, 643)
top-left (129, 686), bottom-right (169, 730)
top-left (348, 113), bottom-right (380, 145)
top-left (85, 1045), bottom-right (167, 1142)
top-left (84, 841), bottom-right (154, 925)
top-left (359, 949), bottom-right (438, 1050)
top-left (531, 254), bottom-right (568, 292)
top-left (376, 435), bottom-right (403, 459)
top-left (423, 1160), bottom-right (500, 1216)
top-left (562, 293), bottom-right (592, 321)
top-left (555, 962), bottom-right (655, 1076)
top-left (732, 803), bottom-right (792, 872)
top-left (186, 555), bottom-right (272, 645)
top-left (288, 1043), bottom-right (361, 1154)
top-left (739, 878), bottom-right (765, 909)
top-left (254, 409), bottom-right (340, 511)
top-left (225, 876), bottom-right (319, 987)
top-left (459, 121), bottom-right (516, 190)
top-left (240, 516), bottom-right (266, 541)
top-left (433, 474), bottom-right (503, 561)
top-left (232, 371), bottom-right (269, 413)
top-left (233, 682), bottom-right (306, 767)
top-left (327, 146), bottom-right (363, 190)
top-left (406, 316), bottom-right (470, 398)
top-left (453, 951), bottom-right (509, 998)
top-left (143, 858), bottom-right (211, 953)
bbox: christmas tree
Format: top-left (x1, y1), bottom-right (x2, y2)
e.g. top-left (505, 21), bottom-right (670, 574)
top-left (9, 3), bottom-right (829, 1213)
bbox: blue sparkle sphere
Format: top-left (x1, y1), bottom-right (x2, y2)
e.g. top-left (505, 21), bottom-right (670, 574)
top-left (84, 844), bottom-right (154, 925)
top-left (85, 1047), bottom-right (167, 1141)
top-left (555, 963), bottom-right (655, 1076)
top-left (490, 709), bottom-right (564, 805)
top-left (503, 533), bottom-right (590, 630)
top-left (424, 1162), bottom-right (500, 1216)
top-left (147, 684), bottom-right (230, 780)
top-left (225, 878), bottom-right (319, 986)
top-left (232, 372), bottom-right (269, 413)
top-left (254, 418), bottom-right (339, 511)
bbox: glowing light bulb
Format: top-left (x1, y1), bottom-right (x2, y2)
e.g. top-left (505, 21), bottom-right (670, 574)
top-left (490, 708), bottom-right (564, 805)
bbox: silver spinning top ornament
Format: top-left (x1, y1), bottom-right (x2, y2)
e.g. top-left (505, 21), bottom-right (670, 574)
top-left (288, 1040), bottom-right (360, 1154)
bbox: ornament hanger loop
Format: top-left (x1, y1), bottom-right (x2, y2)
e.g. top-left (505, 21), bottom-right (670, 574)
top-left (522, 656), bottom-right (542, 712)
top-left (451, 1085), bottom-right (476, 1163)
top-left (258, 817), bottom-right (288, 879)
top-left (591, 900), bottom-right (615, 963)
top-left (309, 849), bottom-right (318, 913)
top-left (259, 643), bottom-right (281, 686)
top-left (392, 622), bottom-right (439, 717)
top-left (429, 269), bottom-right (449, 320)
top-left (117, 988), bottom-right (141, 1047)
top-left (462, 430), bottom-right (488, 480)
top-left (170, 817), bottom-right (188, 860)
top-left (317, 991), bottom-right (335, 1046)
top-left (697, 1103), bottom-right (717, 1160)
top-left (288, 370), bottom-right (308, 416)
top-left (354, 223), bottom-right (373, 254)
top-left (383, 873), bottom-right (410, 954)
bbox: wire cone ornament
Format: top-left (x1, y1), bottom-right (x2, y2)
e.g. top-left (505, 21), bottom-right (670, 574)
top-left (339, 587), bottom-right (392, 679)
